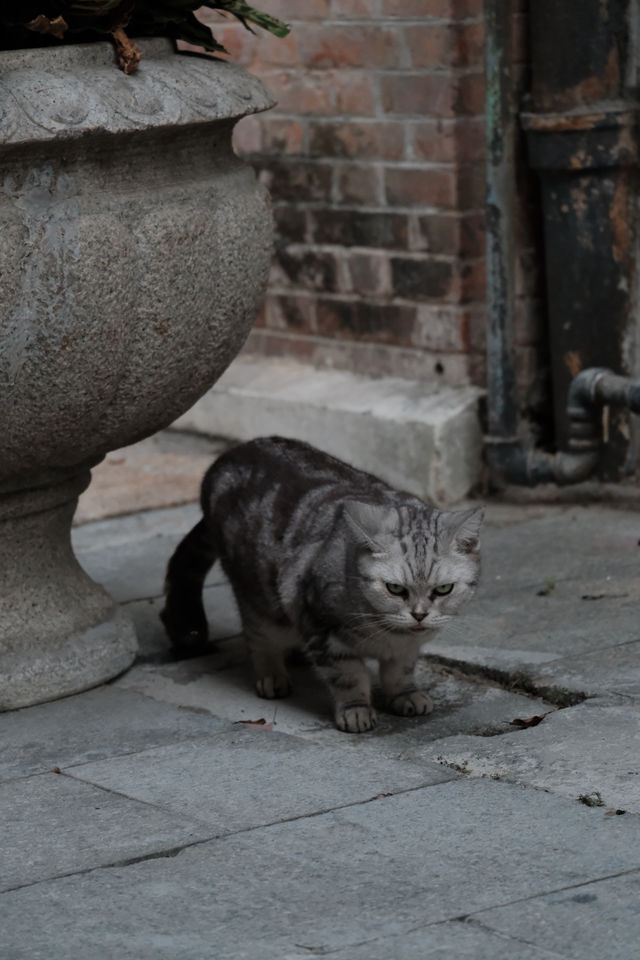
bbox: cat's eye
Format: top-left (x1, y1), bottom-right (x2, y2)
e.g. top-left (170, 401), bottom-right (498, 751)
top-left (386, 582), bottom-right (408, 597)
top-left (433, 583), bottom-right (454, 596)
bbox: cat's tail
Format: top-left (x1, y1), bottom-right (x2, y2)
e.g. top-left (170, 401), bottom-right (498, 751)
top-left (160, 519), bottom-right (217, 658)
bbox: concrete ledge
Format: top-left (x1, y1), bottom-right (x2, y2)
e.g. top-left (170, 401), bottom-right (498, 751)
top-left (172, 357), bottom-right (483, 503)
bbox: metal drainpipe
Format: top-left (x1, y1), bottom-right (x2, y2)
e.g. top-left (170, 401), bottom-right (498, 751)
top-left (484, 0), bottom-right (639, 487)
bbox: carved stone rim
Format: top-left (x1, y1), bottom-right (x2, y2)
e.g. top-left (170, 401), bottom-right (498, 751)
top-left (0, 37), bottom-right (276, 146)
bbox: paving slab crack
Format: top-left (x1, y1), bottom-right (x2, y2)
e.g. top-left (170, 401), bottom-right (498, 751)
top-left (424, 653), bottom-right (587, 707)
top-left (451, 865), bottom-right (640, 924)
top-left (451, 916), bottom-right (572, 959)
top-left (2, 777), bottom-right (460, 895)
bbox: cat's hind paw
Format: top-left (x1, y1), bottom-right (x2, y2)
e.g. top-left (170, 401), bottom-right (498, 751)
top-left (388, 690), bottom-right (434, 717)
top-left (335, 704), bottom-right (377, 733)
top-left (255, 675), bottom-right (291, 699)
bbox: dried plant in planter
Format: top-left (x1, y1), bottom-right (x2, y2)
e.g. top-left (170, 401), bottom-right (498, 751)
top-left (0, 1), bottom-right (289, 73)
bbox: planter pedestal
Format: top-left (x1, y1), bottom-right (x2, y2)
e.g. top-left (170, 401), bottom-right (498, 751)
top-left (0, 39), bottom-right (275, 709)
top-left (0, 473), bottom-right (137, 711)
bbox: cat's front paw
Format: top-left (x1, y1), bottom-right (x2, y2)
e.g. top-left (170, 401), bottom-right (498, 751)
top-left (255, 675), bottom-right (291, 699)
top-left (388, 690), bottom-right (434, 717)
top-left (335, 704), bottom-right (377, 733)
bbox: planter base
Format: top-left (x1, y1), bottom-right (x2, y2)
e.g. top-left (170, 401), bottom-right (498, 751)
top-left (0, 475), bottom-right (138, 711)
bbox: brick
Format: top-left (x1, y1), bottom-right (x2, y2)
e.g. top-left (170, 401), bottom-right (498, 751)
top-left (409, 118), bottom-right (485, 165)
top-left (264, 293), bottom-right (317, 333)
top-left (309, 121), bottom-right (405, 161)
top-left (252, 0), bottom-right (331, 18)
top-left (299, 25), bottom-right (405, 69)
top-left (257, 161), bottom-right (333, 203)
top-left (410, 120), bottom-right (457, 163)
top-left (411, 305), bottom-right (470, 351)
top-left (316, 298), bottom-right (418, 345)
top-left (405, 25), bottom-right (452, 69)
top-left (261, 70), bottom-right (334, 114)
top-left (331, 72), bottom-right (377, 116)
top-left (409, 214), bottom-right (459, 255)
top-left (455, 21), bottom-right (485, 68)
top-left (459, 213), bottom-right (486, 257)
top-left (273, 205), bottom-right (308, 245)
top-left (382, 0), bottom-right (483, 16)
top-left (250, 30), bottom-right (300, 66)
top-left (199, 23), bottom-right (254, 64)
top-left (459, 257), bottom-right (486, 303)
top-left (347, 252), bottom-right (393, 297)
top-left (465, 305), bottom-right (487, 351)
top-left (390, 256), bottom-right (454, 300)
top-left (335, 164), bottom-right (383, 205)
top-left (403, 22), bottom-right (485, 70)
top-left (273, 248), bottom-right (341, 293)
top-left (457, 163), bottom-right (486, 209)
top-left (453, 71), bottom-right (486, 116)
top-left (308, 210), bottom-right (409, 249)
top-left (452, 119), bottom-right (485, 162)
top-left (381, 73), bottom-right (455, 117)
top-left (385, 166), bottom-right (457, 208)
top-left (331, 0), bottom-right (379, 16)
top-left (261, 118), bottom-right (306, 155)
top-left (409, 212), bottom-right (484, 258)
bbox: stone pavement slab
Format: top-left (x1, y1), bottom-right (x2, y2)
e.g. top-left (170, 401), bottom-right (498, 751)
top-left (324, 921), bottom-right (570, 960)
top-left (471, 871), bottom-right (640, 960)
top-left (427, 699), bottom-right (640, 812)
top-left (63, 725), bottom-right (454, 833)
top-left (2, 772), bottom-right (211, 893)
top-left (1, 780), bottom-right (638, 959)
top-left (72, 504), bottom-right (219, 604)
top-left (0, 686), bottom-right (230, 782)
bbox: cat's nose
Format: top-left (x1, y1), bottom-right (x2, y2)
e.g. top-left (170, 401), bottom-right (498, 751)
top-left (411, 611), bottom-right (427, 622)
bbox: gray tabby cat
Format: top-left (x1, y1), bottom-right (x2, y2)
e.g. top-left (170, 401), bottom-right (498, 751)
top-left (161, 436), bottom-right (483, 733)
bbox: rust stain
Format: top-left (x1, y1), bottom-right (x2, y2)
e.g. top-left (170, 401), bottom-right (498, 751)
top-left (523, 111), bottom-right (607, 133)
top-left (533, 47), bottom-right (621, 113)
top-left (564, 350), bottom-right (582, 378)
top-left (610, 175), bottom-right (631, 265)
top-left (569, 148), bottom-right (592, 170)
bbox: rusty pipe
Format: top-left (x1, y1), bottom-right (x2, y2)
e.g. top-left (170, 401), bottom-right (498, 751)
top-left (487, 367), bottom-right (640, 486)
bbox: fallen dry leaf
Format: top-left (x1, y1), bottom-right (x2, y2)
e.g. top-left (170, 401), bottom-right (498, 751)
top-left (27, 15), bottom-right (68, 39)
top-left (112, 27), bottom-right (142, 75)
top-left (509, 711), bottom-right (553, 729)
top-left (234, 718), bottom-right (275, 730)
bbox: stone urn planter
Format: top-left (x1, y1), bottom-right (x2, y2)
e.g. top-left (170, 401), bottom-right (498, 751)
top-left (0, 38), bottom-right (275, 710)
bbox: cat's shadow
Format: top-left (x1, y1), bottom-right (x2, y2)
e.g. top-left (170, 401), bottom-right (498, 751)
top-left (150, 636), bottom-right (434, 739)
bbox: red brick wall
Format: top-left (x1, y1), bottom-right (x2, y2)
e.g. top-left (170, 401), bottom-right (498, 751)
top-left (194, 1), bottom-right (545, 407)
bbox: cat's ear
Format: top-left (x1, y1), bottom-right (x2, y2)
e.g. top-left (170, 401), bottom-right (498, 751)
top-left (343, 500), bottom-right (397, 548)
top-left (450, 506), bottom-right (484, 554)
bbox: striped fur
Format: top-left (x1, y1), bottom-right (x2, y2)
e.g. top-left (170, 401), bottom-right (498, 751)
top-left (161, 437), bottom-right (483, 733)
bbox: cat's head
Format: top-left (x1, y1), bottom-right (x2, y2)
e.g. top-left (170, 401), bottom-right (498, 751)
top-left (342, 500), bottom-right (483, 634)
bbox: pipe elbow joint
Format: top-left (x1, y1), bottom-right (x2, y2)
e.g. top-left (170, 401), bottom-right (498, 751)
top-left (552, 450), bottom-right (599, 485)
